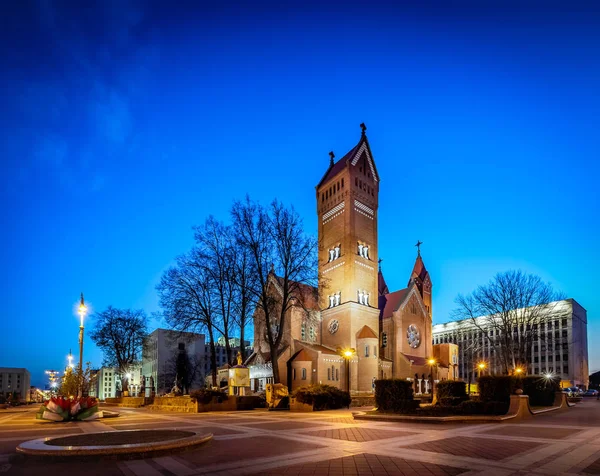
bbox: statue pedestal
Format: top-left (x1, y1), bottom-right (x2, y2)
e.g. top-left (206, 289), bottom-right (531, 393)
top-left (228, 365), bottom-right (250, 396)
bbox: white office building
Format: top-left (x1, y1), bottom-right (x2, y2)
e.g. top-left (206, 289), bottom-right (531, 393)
top-left (0, 368), bottom-right (31, 402)
top-left (432, 298), bottom-right (589, 388)
top-left (96, 365), bottom-right (143, 400)
top-left (142, 329), bottom-right (206, 395)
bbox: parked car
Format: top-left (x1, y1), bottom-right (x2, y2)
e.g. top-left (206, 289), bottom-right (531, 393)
top-left (563, 387), bottom-right (583, 397)
top-left (583, 389), bottom-right (599, 397)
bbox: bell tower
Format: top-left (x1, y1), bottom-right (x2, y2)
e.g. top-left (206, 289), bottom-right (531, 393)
top-left (316, 124), bottom-right (381, 393)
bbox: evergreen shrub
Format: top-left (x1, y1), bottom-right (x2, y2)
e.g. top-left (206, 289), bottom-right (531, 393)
top-left (521, 375), bottom-right (560, 406)
top-left (374, 379), bottom-right (418, 413)
top-left (189, 388), bottom-right (229, 404)
top-left (293, 384), bottom-right (351, 410)
top-left (436, 381), bottom-right (468, 406)
top-left (478, 375), bottom-right (520, 403)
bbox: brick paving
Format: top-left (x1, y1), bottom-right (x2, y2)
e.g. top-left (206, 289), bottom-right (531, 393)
top-left (2, 400), bottom-right (600, 475)
top-left (401, 435), bottom-right (543, 460)
top-left (301, 426), bottom-right (418, 442)
top-left (252, 453), bottom-right (467, 476)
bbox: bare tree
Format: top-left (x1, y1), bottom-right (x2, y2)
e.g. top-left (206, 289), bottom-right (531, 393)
top-left (156, 250), bottom-right (220, 387)
top-left (232, 241), bottom-right (258, 362)
top-left (453, 270), bottom-right (564, 375)
top-left (90, 307), bottom-right (147, 394)
top-left (194, 217), bottom-right (236, 365)
top-left (231, 197), bottom-right (318, 384)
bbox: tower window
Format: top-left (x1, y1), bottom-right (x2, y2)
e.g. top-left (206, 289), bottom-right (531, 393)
top-left (302, 368), bottom-right (307, 380)
top-left (341, 178), bottom-right (344, 188)
top-left (365, 345), bottom-right (369, 357)
top-left (337, 182), bottom-right (340, 191)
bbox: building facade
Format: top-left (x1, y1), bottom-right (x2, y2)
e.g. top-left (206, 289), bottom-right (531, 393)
top-left (0, 368), bottom-right (31, 402)
top-left (247, 127), bottom-right (455, 394)
top-left (432, 298), bottom-right (589, 388)
top-left (142, 328), bottom-right (206, 395)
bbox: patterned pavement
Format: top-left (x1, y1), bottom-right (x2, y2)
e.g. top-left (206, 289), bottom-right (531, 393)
top-left (1, 399), bottom-right (600, 475)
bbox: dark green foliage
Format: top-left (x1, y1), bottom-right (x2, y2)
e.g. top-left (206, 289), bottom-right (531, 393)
top-left (411, 399), bottom-right (509, 416)
top-left (521, 375), bottom-right (560, 406)
top-left (189, 388), bottom-right (229, 404)
top-left (478, 375), bottom-right (520, 403)
top-left (374, 379), bottom-right (418, 413)
top-left (0, 396), bottom-right (6, 404)
top-left (436, 381), bottom-right (467, 406)
top-left (293, 384), bottom-right (351, 410)
top-left (439, 397), bottom-right (465, 407)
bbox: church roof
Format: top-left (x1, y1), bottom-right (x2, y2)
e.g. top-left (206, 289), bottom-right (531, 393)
top-left (356, 325), bottom-right (378, 339)
top-left (378, 288), bottom-right (409, 319)
top-left (272, 275), bottom-right (320, 311)
top-left (378, 269), bottom-right (389, 296)
top-left (317, 129), bottom-right (380, 188)
top-left (401, 353), bottom-right (428, 367)
top-left (294, 340), bottom-right (339, 355)
top-left (291, 349), bottom-right (313, 362)
top-left (409, 254), bottom-right (429, 285)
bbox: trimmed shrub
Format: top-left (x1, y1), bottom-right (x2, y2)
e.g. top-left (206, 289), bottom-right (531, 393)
top-left (189, 388), bottom-right (229, 404)
top-left (521, 376), bottom-right (560, 406)
top-left (478, 376), bottom-right (520, 403)
top-left (436, 381), bottom-right (467, 406)
top-left (293, 385), bottom-right (351, 410)
top-left (374, 379), bottom-right (418, 413)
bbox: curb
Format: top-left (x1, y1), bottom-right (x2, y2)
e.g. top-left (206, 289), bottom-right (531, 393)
top-left (16, 429), bottom-right (212, 460)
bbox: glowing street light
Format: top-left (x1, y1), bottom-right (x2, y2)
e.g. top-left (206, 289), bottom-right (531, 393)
top-left (427, 358), bottom-right (438, 394)
top-left (514, 367), bottom-right (524, 375)
top-left (477, 361), bottom-right (487, 378)
top-left (340, 348), bottom-right (355, 394)
top-left (543, 372), bottom-right (554, 380)
top-left (77, 293), bottom-right (88, 398)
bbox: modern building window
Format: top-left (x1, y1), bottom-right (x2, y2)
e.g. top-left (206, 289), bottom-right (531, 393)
top-left (563, 365), bottom-right (569, 373)
top-left (562, 330), bottom-right (568, 337)
top-left (562, 319), bottom-right (567, 327)
top-left (178, 343), bottom-right (185, 350)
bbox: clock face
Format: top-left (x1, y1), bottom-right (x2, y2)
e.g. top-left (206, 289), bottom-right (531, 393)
top-left (407, 324), bottom-right (421, 348)
top-left (328, 319), bottom-right (339, 334)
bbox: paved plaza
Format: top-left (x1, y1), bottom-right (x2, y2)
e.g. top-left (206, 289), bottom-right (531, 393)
top-left (2, 400), bottom-right (600, 475)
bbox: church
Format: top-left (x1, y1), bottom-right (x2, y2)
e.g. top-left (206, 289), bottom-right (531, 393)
top-left (247, 125), bottom-right (458, 394)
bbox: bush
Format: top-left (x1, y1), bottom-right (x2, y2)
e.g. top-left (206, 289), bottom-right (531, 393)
top-left (0, 396), bottom-right (6, 404)
top-left (478, 376), bottom-right (520, 403)
top-left (436, 381), bottom-right (467, 406)
top-left (521, 376), bottom-right (560, 406)
top-left (374, 379), bottom-right (418, 413)
top-left (189, 388), bottom-right (229, 404)
top-left (293, 384), bottom-right (351, 410)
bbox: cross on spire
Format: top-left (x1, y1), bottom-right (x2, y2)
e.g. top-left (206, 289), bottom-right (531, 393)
top-left (329, 151), bottom-right (335, 166)
top-left (360, 122), bottom-right (367, 136)
top-left (378, 258), bottom-right (383, 271)
top-left (415, 240), bottom-right (423, 255)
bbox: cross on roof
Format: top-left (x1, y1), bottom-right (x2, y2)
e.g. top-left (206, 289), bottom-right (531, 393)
top-left (378, 258), bottom-right (383, 271)
top-left (360, 122), bottom-right (367, 135)
top-left (415, 240), bottom-right (423, 255)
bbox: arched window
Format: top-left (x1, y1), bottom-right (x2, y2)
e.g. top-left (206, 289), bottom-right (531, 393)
top-left (301, 368), bottom-right (307, 380)
top-left (327, 368), bottom-right (331, 380)
top-left (365, 345), bottom-right (369, 357)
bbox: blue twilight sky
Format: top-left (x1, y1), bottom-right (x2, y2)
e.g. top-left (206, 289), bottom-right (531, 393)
top-left (1, 1), bottom-right (599, 387)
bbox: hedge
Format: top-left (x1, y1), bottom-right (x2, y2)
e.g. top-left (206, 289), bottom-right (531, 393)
top-left (521, 376), bottom-right (560, 406)
top-left (478, 376), bottom-right (520, 403)
top-left (374, 379), bottom-right (418, 413)
top-left (293, 385), bottom-right (351, 410)
top-left (189, 388), bottom-right (229, 404)
top-left (436, 381), bottom-right (468, 406)
top-left (478, 375), bottom-right (561, 406)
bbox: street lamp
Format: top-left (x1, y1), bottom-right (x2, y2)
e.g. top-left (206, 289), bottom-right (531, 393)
top-left (340, 348), bottom-right (355, 394)
top-left (427, 358), bottom-right (437, 395)
top-left (77, 293), bottom-right (87, 398)
top-left (477, 361), bottom-right (487, 378)
top-left (514, 367), bottom-right (524, 376)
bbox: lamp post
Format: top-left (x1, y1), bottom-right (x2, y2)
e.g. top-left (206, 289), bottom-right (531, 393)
top-left (477, 362), bottom-right (487, 379)
top-left (341, 349), bottom-right (355, 394)
top-left (514, 367), bottom-right (524, 376)
top-left (77, 293), bottom-right (87, 398)
top-left (427, 358), bottom-right (437, 395)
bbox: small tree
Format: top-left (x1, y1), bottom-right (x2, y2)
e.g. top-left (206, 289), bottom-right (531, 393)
top-left (453, 270), bottom-right (564, 375)
top-left (90, 307), bottom-right (148, 394)
top-left (59, 367), bottom-right (79, 397)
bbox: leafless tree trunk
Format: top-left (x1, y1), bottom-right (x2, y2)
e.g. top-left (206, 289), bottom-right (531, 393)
top-left (156, 250), bottom-right (219, 387)
top-left (453, 270), bottom-right (564, 375)
top-left (231, 197), bottom-right (318, 384)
